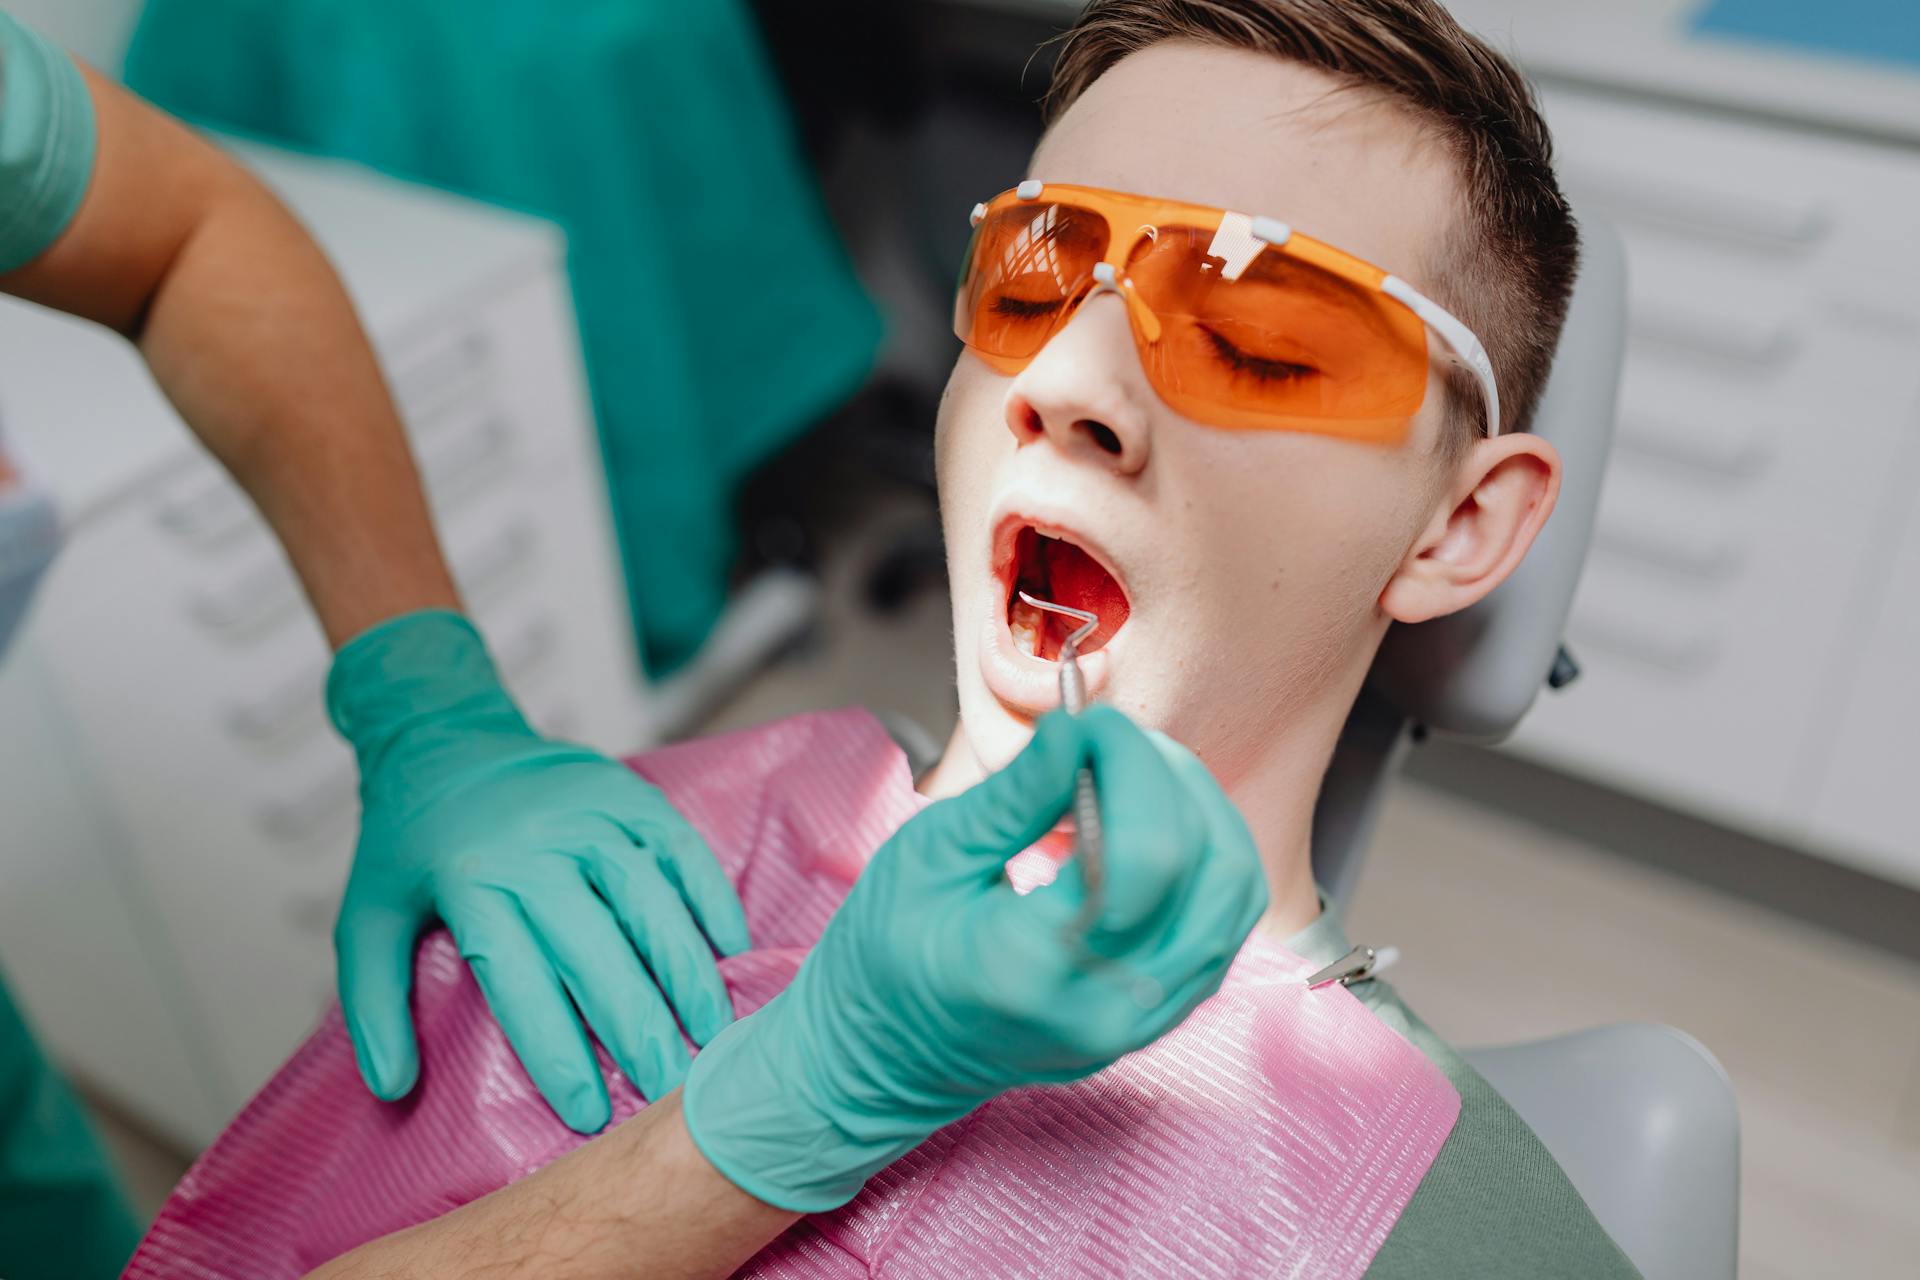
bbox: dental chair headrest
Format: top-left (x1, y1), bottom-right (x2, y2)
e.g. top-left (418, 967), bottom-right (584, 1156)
top-left (1369, 216), bottom-right (1625, 744)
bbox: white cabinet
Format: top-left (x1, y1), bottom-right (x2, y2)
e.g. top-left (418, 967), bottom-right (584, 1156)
top-left (1503, 87), bottom-right (1920, 885)
top-left (0, 148), bottom-right (656, 1148)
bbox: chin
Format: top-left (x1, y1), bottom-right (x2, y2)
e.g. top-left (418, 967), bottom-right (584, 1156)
top-left (952, 683), bottom-right (1035, 779)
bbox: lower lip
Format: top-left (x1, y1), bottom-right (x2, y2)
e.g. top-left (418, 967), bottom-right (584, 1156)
top-left (978, 580), bottom-right (1120, 717)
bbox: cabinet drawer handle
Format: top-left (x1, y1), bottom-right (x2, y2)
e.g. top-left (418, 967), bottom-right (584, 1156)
top-left (1591, 479), bottom-right (1745, 581)
top-left (1564, 164), bottom-right (1831, 250)
top-left (392, 330), bottom-right (493, 432)
top-left (1632, 302), bottom-right (1796, 367)
top-left (1615, 410), bottom-right (1772, 476)
top-left (226, 662), bottom-right (327, 747)
top-left (1592, 524), bottom-right (1743, 580)
top-left (456, 522), bottom-right (538, 603)
top-left (282, 891), bottom-right (340, 937)
top-left (153, 477), bottom-right (259, 550)
top-left (189, 561), bottom-right (303, 639)
top-left (420, 415), bottom-right (514, 499)
top-left (258, 765), bottom-right (358, 844)
top-left (1569, 605), bottom-right (1717, 673)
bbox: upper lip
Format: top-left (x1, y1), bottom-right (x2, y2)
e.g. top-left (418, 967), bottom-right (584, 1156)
top-left (988, 502), bottom-right (1133, 615)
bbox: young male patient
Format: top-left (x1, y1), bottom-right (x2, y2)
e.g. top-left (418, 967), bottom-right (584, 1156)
top-left (141, 2), bottom-right (1640, 1276)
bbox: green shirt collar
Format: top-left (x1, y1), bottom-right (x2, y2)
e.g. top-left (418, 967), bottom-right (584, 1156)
top-left (1279, 890), bottom-right (1354, 970)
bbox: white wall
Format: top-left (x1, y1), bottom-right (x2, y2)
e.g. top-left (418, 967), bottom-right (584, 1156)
top-left (8, 0), bottom-right (142, 72)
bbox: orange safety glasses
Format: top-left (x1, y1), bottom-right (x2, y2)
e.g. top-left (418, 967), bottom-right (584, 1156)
top-left (953, 182), bottom-right (1501, 442)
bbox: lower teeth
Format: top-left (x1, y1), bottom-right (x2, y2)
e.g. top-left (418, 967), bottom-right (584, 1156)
top-left (1009, 596), bottom-right (1044, 657)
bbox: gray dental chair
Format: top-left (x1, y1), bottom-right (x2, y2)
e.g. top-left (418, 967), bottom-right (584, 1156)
top-left (1312, 221), bottom-right (1740, 1280)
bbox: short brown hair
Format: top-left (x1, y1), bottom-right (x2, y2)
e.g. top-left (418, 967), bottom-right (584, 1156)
top-left (1043, 0), bottom-right (1579, 442)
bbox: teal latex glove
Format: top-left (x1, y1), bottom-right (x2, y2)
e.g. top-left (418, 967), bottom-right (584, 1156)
top-left (682, 706), bottom-right (1269, 1212)
top-left (327, 610), bottom-right (752, 1133)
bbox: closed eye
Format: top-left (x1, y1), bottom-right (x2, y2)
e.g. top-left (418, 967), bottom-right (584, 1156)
top-left (991, 294), bottom-right (1066, 319)
top-left (1199, 325), bottom-right (1316, 382)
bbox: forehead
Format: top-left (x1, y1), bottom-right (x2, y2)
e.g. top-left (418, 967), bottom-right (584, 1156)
top-left (1032, 41), bottom-right (1459, 288)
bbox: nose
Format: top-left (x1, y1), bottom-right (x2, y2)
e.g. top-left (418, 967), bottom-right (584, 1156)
top-left (1003, 292), bottom-right (1152, 475)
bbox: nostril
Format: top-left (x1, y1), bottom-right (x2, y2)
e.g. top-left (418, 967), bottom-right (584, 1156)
top-left (1080, 421), bottom-right (1123, 456)
top-left (1017, 403), bottom-right (1043, 437)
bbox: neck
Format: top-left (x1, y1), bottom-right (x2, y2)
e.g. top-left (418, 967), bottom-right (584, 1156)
top-left (1227, 722), bottom-right (1334, 940)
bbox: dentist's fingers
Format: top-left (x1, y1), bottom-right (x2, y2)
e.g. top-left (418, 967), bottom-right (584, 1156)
top-left (1132, 947), bottom-right (1239, 1043)
top-left (1017, 728), bottom-right (1262, 1034)
top-left (1145, 730), bottom-right (1269, 945)
top-left (521, 871), bottom-right (692, 1099)
top-left (913, 710), bottom-right (1084, 881)
top-left (443, 889), bottom-right (610, 1134)
top-left (334, 900), bottom-right (422, 1101)
top-left (611, 794), bottom-right (752, 958)
top-left (1074, 708), bottom-right (1205, 943)
top-left (589, 849), bottom-right (736, 1047)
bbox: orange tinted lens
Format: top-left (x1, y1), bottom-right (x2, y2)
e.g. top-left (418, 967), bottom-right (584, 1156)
top-left (1126, 226), bottom-right (1427, 432)
top-left (955, 202), bottom-right (1110, 370)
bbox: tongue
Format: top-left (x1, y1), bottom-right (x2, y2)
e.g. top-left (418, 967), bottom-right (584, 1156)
top-left (1044, 539), bottom-right (1128, 642)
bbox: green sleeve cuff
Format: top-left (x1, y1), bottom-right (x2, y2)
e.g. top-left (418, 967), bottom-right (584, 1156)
top-left (325, 609), bottom-right (518, 754)
top-left (0, 11), bottom-right (97, 273)
top-left (681, 991), bottom-right (934, 1215)
top-left (681, 1005), bottom-right (866, 1215)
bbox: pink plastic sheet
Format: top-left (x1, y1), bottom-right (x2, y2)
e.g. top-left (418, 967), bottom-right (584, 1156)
top-left (128, 709), bottom-right (1458, 1279)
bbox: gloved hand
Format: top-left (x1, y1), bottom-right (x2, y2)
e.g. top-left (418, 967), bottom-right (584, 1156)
top-left (328, 609), bottom-right (751, 1133)
top-left (683, 705), bottom-right (1268, 1211)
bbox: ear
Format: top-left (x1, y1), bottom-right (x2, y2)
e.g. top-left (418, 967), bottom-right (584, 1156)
top-left (1380, 433), bottom-right (1562, 625)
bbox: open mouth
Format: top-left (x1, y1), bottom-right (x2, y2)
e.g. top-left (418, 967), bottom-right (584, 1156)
top-left (1005, 526), bottom-right (1132, 661)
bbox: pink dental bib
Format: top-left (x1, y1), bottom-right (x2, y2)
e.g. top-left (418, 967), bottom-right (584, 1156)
top-left (128, 710), bottom-right (1458, 1279)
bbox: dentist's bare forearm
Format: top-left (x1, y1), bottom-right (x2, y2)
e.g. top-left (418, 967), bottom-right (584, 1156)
top-left (304, 1090), bottom-right (799, 1280)
top-left (0, 65), bottom-right (459, 646)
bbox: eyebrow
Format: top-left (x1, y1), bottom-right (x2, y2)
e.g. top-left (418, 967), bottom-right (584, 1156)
top-left (1237, 244), bottom-right (1370, 304)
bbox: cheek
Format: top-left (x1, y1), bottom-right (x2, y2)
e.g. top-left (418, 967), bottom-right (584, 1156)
top-left (934, 362), bottom-right (1011, 534)
top-left (1175, 433), bottom-right (1433, 608)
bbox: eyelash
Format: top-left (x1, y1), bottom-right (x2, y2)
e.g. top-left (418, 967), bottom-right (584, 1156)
top-left (991, 294), bottom-right (1065, 319)
top-left (1198, 325), bottom-right (1315, 382)
top-left (984, 298), bottom-right (1318, 386)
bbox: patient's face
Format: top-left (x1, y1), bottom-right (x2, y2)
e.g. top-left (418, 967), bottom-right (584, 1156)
top-left (936, 42), bottom-right (1465, 787)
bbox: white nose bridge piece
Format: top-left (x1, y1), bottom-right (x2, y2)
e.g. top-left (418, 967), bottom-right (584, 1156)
top-left (1086, 261), bottom-right (1163, 343)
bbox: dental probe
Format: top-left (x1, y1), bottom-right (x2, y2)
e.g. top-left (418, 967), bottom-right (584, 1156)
top-left (1016, 592), bottom-right (1105, 932)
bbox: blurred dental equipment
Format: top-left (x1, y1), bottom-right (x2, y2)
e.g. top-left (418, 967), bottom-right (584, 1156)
top-left (1017, 590), bottom-right (1105, 928)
